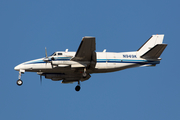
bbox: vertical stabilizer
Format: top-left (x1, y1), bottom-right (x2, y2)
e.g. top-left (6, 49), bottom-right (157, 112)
top-left (137, 35), bottom-right (164, 56)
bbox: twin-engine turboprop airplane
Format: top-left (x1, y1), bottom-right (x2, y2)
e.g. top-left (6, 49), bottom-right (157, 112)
top-left (14, 34), bottom-right (167, 91)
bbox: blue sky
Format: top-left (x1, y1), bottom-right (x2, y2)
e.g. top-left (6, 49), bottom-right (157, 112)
top-left (0, 0), bottom-right (180, 120)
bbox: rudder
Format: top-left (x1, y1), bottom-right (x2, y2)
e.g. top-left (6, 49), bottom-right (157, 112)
top-left (137, 34), bottom-right (165, 56)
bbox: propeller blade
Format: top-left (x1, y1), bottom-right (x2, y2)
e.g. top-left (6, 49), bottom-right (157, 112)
top-left (51, 62), bottom-right (54, 68)
top-left (40, 75), bottom-right (42, 85)
top-left (43, 47), bottom-right (49, 63)
top-left (45, 47), bottom-right (48, 58)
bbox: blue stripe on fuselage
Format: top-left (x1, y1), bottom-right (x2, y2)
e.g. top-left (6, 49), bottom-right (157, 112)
top-left (24, 57), bottom-right (160, 65)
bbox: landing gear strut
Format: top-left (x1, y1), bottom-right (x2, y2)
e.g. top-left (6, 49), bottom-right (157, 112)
top-left (82, 72), bottom-right (87, 78)
top-left (82, 68), bottom-right (87, 78)
top-left (16, 70), bottom-right (24, 86)
top-left (75, 81), bottom-right (81, 91)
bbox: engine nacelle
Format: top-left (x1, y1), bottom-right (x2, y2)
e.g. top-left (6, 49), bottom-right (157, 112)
top-left (43, 73), bottom-right (91, 82)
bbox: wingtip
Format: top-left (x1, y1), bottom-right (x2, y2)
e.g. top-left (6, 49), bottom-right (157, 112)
top-left (82, 36), bottom-right (95, 39)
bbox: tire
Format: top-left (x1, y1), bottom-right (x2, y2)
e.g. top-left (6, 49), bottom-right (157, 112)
top-left (17, 79), bottom-right (23, 86)
top-left (75, 85), bottom-right (81, 91)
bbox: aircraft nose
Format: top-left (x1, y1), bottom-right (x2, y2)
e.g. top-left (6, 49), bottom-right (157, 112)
top-left (14, 65), bottom-right (21, 71)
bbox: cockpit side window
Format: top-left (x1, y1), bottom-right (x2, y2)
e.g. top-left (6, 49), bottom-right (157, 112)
top-left (51, 52), bottom-right (63, 56)
top-left (51, 52), bottom-right (55, 56)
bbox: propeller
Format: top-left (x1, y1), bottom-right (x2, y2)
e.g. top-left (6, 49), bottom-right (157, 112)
top-left (40, 75), bottom-right (42, 85)
top-left (43, 47), bottom-right (55, 68)
top-left (37, 72), bottom-right (43, 85)
top-left (45, 47), bottom-right (48, 58)
top-left (43, 47), bottom-right (49, 62)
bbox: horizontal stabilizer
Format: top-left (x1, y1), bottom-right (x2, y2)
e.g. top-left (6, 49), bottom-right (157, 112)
top-left (141, 44), bottom-right (167, 59)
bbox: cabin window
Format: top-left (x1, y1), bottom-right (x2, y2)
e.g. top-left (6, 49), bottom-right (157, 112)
top-left (58, 53), bottom-right (62, 55)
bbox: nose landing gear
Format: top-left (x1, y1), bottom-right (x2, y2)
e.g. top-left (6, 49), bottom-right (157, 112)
top-left (17, 79), bottom-right (23, 86)
top-left (16, 70), bottom-right (25, 86)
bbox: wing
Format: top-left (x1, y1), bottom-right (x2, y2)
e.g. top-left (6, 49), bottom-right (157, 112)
top-left (71, 36), bottom-right (96, 69)
top-left (71, 36), bottom-right (96, 61)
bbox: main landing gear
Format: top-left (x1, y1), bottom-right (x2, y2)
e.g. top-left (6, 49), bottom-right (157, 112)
top-left (75, 81), bottom-right (81, 91)
top-left (16, 70), bottom-right (24, 86)
top-left (82, 67), bottom-right (87, 78)
top-left (75, 68), bottom-right (88, 91)
top-left (75, 67), bottom-right (89, 91)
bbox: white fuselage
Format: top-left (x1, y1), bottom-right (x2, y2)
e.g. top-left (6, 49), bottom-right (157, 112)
top-left (14, 34), bottom-right (166, 89)
top-left (14, 51), bottom-right (159, 74)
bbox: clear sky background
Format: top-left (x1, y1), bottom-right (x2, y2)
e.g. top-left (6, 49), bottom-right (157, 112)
top-left (0, 0), bottom-right (180, 120)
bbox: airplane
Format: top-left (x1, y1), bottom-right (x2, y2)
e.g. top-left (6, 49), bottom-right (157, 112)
top-left (14, 34), bottom-right (167, 91)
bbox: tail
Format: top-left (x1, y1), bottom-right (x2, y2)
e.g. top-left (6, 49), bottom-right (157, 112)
top-left (137, 34), bottom-right (167, 59)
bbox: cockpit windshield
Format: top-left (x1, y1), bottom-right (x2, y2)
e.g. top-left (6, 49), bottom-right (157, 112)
top-left (51, 52), bottom-right (56, 56)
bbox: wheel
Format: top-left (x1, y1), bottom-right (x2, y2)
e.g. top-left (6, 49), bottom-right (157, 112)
top-left (82, 72), bottom-right (87, 78)
top-left (17, 79), bottom-right (23, 86)
top-left (75, 85), bottom-right (81, 91)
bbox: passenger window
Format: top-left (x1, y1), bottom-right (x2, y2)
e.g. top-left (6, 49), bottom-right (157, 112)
top-left (54, 53), bottom-right (56, 56)
top-left (58, 53), bottom-right (62, 55)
